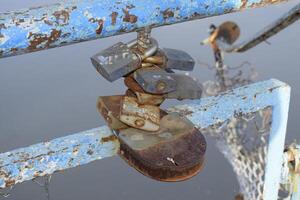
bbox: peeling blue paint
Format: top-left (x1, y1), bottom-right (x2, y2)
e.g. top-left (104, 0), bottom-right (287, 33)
top-left (0, 0), bottom-right (288, 58)
top-left (0, 79), bottom-right (291, 200)
top-left (0, 127), bottom-right (119, 188)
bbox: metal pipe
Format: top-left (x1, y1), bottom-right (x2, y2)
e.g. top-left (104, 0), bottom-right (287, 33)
top-left (0, 126), bottom-right (120, 188)
top-left (0, 0), bottom-right (289, 59)
top-left (0, 79), bottom-right (291, 200)
top-left (262, 81), bottom-right (290, 200)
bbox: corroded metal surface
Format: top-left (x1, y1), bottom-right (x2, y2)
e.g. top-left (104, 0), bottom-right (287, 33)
top-left (118, 114), bottom-right (207, 182)
top-left (0, 0), bottom-right (288, 58)
top-left (169, 79), bottom-right (291, 200)
top-left (0, 79), bottom-right (291, 199)
top-left (168, 79), bottom-right (290, 129)
top-left (0, 127), bottom-right (119, 188)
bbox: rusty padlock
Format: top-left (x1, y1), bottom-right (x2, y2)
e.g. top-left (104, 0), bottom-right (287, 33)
top-left (124, 76), bottom-right (166, 105)
top-left (117, 113), bottom-right (207, 182)
top-left (97, 95), bottom-right (128, 130)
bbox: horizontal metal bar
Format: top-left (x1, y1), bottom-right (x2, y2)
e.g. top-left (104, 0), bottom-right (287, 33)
top-left (0, 79), bottom-right (291, 200)
top-left (221, 2), bottom-right (300, 52)
top-left (0, 0), bottom-right (289, 59)
top-left (0, 127), bottom-right (120, 188)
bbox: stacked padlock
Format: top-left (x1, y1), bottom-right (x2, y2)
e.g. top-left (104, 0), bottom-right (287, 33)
top-left (91, 27), bottom-right (206, 182)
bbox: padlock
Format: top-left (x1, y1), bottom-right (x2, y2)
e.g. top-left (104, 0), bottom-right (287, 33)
top-left (124, 76), bottom-right (165, 105)
top-left (117, 113), bottom-right (207, 182)
top-left (143, 48), bottom-right (195, 71)
top-left (133, 66), bottom-right (177, 94)
top-left (124, 76), bottom-right (145, 93)
top-left (164, 74), bottom-right (203, 100)
top-left (119, 96), bottom-right (161, 132)
top-left (91, 38), bottom-right (158, 82)
top-left (160, 48), bottom-right (195, 71)
top-left (97, 96), bottom-right (129, 130)
top-left (134, 92), bottom-right (165, 106)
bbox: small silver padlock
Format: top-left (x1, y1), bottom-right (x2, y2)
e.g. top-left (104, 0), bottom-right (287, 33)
top-left (133, 67), bottom-right (177, 94)
top-left (160, 48), bottom-right (195, 71)
top-left (91, 38), bottom-right (158, 82)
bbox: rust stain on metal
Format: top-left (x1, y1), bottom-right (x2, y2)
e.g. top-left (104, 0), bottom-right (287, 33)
top-left (1, 170), bottom-right (16, 187)
top-left (241, 0), bottom-right (248, 9)
top-left (72, 145), bottom-right (80, 154)
top-left (87, 149), bottom-right (94, 155)
top-left (162, 8), bottom-right (175, 20)
top-left (33, 16), bottom-right (47, 22)
top-left (33, 170), bottom-right (44, 178)
top-left (101, 135), bottom-right (118, 143)
top-left (241, 0), bottom-right (287, 9)
top-left (5, 179), bottom-right (15, 188)
top-left (10, 48), bottom-right (18, 53)
top-left (178, 109), bottom-right (194, 116)
top-left (110, 12), bottom-right (119, 25)
top-left (269, 86), bottom-right (281, 93)
top-left (126, 4), bottom-right (136, 9)
top-left (27, 29), bottom-right (62, 50)
top-left (235, 194), bottom-right (244, 200)
top-left (122, 9), bottom-right (138, 23)
top-left (119, 127), bottom-right (206, 182)
top-left (53, 10), bottom-right (70, 24)
top-left (44, 20), bottom-right (54, 26)
top-left (124, 76), bottom-right (145, 93)
top-left (98, 96), bottom-right (129, 130)
top-left (96, 19), bottom-right (104, 35)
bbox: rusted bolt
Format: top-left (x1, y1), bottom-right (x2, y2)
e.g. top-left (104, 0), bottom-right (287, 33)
top-left (134, 119), bottom-right (145, 127)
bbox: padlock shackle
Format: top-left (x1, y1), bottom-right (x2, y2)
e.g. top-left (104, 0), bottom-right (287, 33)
top-left (127, 39), bottom-right (138, 48)
top-left (127, 38), bottom-right (159, 61)
top-left (142, 38), bottom-right (159, 59)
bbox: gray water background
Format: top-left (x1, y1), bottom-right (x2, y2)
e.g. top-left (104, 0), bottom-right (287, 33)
top-left (0, 1), bottom-right (300, 199)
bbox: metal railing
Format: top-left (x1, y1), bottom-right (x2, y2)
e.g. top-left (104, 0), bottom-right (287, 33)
top-left (0, 1), bottom-right (299, 199)
top-left (0, 79), bottom-right (292, 200)
top-left (0, 0), bottom-right (290, 58)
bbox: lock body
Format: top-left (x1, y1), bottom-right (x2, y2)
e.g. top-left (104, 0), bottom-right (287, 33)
top-left (117, 113), bottom-right (206, 182)
top-left (91, 42), bottom-right (140, 82)
top-left (91, 39), bottom-right (158, 82)
top-left (134, 67), bottom-right (177, 94)
top-left (160, 48), bottom-right (195, 71)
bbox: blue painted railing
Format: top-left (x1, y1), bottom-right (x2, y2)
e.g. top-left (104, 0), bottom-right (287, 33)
top-left (0, 0), bottom-right (298, 199)
top-left (0, 79), bottom-right (292, 200)
top-left (0, 0), bottom-right (289, 58)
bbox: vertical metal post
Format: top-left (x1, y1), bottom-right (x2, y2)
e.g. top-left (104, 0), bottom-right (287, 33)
top-left (263, 86), bottom-right (291, 200)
